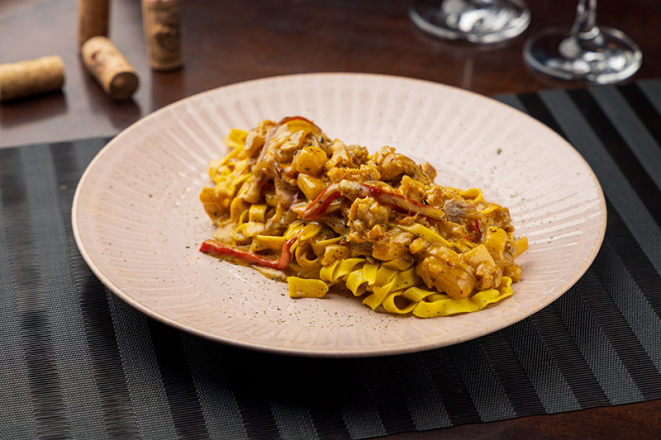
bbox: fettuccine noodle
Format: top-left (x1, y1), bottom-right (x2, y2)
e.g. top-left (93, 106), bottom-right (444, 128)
top-left (199, 117), bottom-right (528, 318)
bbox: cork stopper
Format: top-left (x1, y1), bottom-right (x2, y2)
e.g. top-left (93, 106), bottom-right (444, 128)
top-left (77, 0), bottom-right (110, 50)
top-left (142, 0), bottom-right (183, 71)
top-left (81, 37), bottom-right (139, 101)
top-left (0, 56), bottom-right (65, 102)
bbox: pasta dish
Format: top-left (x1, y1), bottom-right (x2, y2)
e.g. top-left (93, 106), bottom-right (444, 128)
top-left (199, 116), bottom-right (527, 317)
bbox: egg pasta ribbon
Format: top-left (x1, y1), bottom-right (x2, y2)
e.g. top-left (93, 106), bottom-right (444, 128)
top-left (199, 116), bottom-right (528, 317)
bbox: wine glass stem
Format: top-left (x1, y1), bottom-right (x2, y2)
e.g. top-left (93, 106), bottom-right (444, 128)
top-left (560, 0), bottom-right (605, 58)
top-left (571, 0), bottom-right (599, 40)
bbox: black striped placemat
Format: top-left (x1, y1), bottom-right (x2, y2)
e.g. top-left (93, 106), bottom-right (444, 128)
top-left (1, 80), bottom-right (660, 439)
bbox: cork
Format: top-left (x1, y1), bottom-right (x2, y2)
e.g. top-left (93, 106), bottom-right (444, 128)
top-left (77, 0), bottom-right (110, 50)
top-left (81, 37), bottom-right (139, 101)
top-left (142, 0), bottom-right (183, 71)
top-left (0, 56), bottom-right (65, 102)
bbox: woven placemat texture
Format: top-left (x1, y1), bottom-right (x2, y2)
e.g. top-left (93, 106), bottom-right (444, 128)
top-left (1, 80), bottom-right (660, 439)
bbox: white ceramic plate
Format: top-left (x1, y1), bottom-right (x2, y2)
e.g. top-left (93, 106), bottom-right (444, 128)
top-left (72, 73), bottom-right (606, 357)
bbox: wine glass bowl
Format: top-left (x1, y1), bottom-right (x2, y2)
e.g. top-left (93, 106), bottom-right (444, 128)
top-left (409, 0), bottom-right (531, 44)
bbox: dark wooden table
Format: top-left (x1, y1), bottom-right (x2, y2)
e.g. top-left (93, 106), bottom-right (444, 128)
top-left (2, 0), bottom-right (660, 438)
top-left (2, 0), bottom-right (661, 150)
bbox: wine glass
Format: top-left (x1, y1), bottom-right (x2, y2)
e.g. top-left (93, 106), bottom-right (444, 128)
top-left (523, 0), bottom-right (642, 84)
top-left (409, 0), bottom-right (531, 44)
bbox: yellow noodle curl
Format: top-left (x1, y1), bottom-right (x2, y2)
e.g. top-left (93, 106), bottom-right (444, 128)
top-left (199, 117), bottom-right (528, 318)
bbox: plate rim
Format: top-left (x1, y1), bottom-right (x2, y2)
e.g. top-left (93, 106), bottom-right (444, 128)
top-left (72, 72), bottom-right (607, 357)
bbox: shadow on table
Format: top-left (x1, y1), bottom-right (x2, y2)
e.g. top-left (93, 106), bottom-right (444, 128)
top-left (0, 91), bottom-right (68, 129)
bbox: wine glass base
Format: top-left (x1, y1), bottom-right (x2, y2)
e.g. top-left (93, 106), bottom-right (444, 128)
top-left (409, 0), bottom-right (531, 44)
top-left (523, 26), bottom-right (642, 84)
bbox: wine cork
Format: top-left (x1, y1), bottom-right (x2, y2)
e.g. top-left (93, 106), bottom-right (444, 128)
top-left (81, 37), bottom-right (139, 101)
top-left (142, 0), bottom-right (183, 71)
top-left (0, 56), bottom-right (65, 102)
top-left (77, 0), bottom-right (110, 50)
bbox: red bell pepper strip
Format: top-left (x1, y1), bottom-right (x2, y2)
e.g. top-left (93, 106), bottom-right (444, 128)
top-left (465, 221), bottom-right (483, 243)
top-left (297, 183), bottom-right (341, 220)
top-left (277, 115), bottom-right (322, 131)
top-left (199, 235), bottom-right (298, 270)
top-left (354, 182), bottom-right (446, 221)
top-left (298, 180), bottom-right (446, 222)
top-left (469, 219), bottom-right (482, 235)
